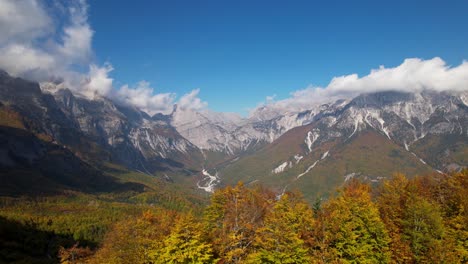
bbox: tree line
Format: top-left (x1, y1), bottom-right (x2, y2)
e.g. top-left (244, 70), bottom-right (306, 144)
top-left (81, 170), bottom-right (467, 263)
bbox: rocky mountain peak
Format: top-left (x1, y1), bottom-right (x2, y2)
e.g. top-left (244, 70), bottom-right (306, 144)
top-left (349, 91), bottom-right (414, 108)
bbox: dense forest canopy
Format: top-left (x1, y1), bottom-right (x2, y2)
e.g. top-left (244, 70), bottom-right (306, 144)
top-left (1, 170), bottom-right (467, 263)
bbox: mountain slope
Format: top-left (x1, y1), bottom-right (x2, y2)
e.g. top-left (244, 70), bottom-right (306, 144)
top-left (1, 70), bottom-right (466, 198)
top-left (169, 101), bottom-right (324, 155)
top-left (0, 71), bottom-right (204, 178)
top-left (0, 125), bottom-right (145, 196)
top-left (45, 84), bottom-right (205, 173)
top-left (214, 90), bottom-right (468, 200)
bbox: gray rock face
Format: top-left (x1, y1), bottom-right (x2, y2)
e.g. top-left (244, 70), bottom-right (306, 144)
top-left (0, 72), bottom-right (201, 174)
top-left (169, 102), bottom-right (325, 154)
top-left (46, 85), bottom-right (203, 172)
top-left (291, 90), bottom-right (468, 150)
top-left (169, 90), bottom-right (467, 158)
top-left (1, 70), bottom-right (466, 179)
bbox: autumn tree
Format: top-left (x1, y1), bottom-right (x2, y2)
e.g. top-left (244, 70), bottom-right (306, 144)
top-left (151, 212), bottom-right (216, 263)
top-left (318, 180), bottom-right (391, 263)
top-left (437, 170), bottom-right (468, 262)
top-left (410, 171), bottom-right (468, 262)
top-left (89, 210), bottom-right (176, 264)
top-left (246, 192), bottom-right (315, 263)
top-left (58, 243), bottom-right (93, 264)
top-left (376, 173), bottom-right (414, 262)
top-left (377, 172), bottom-right (466, 263)
top-left (402, 195), bottom-right (445, 263)
top-left (203, 182), bottom-right (275, 263)
top-left (85, 171), bottom-right (468, 264)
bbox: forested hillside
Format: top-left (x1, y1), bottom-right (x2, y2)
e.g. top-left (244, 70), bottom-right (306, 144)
top-left (1, 170), bottom-right (466, 263)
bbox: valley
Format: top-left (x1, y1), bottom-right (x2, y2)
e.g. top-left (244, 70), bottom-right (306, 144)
top-left (1, 1), bottom-right (468, 261)
top-left (1, 70), bottom-right (467, 200)
top-left (2, 70), bottom-right (466, 262)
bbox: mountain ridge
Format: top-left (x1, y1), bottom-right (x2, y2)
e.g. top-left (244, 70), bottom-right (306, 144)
top-left (208, 89), bottom-right (467, 198)
top-left (0, 70), bottom-right (467, 197)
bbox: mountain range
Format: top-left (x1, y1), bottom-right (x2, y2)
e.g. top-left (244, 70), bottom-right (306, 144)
top-left (0, 70), bottom-right (466, 199)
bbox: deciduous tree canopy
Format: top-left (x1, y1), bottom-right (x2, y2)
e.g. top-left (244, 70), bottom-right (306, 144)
top-left (1, 170), bottom-right (467, 263)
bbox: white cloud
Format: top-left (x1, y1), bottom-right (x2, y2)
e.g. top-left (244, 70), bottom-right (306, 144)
top-left (114, 83), bottom-right (209, 116)
top-left (265, 95), bottom-right (276, 104)
top-left (3, 2), bottom-right (466, 118)
top-left (254, 57), bottom-right (468, 116)
top-left (0, 0), bottom-right (93, 82)
top-left (0, 0), bottom-right (208, 116)
top-left (114, 84), bottom-right (208, 116)
top-left (326, 57), bottom-right (468, 95)
top-left (177, 89), bottom-right (208, 111)
top-left (58, 0), bottom-right (93, 64)
top-left (0, 44), bottom-right (56, 79)
top-left (0, 0), bottom-right (51, 44)
top-left (81, 64), bottom-right (114, 98)
top-left (116, 81), bottom-right (176, 115)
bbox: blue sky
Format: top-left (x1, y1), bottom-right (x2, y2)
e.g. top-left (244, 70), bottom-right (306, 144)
top-left (0, 1), bottom-right (467, 115)
top-left (87, 0), bottom-right (468, 114)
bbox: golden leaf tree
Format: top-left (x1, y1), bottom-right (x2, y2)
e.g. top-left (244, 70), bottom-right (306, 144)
top-left (151, 212), bottom-right (216, 264)
top-left (318, 180), bottom-right (391, 263)
top-left (246, 192), bottom-right (316, 263)
top-left (203, 182), bottom-right (275, 263)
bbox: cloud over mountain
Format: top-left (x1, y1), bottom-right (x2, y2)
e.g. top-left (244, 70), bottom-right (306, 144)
top-left (177, 89), bottom-right (208, 111)
top-left (117, 81), bottom-right (177, 115)
top-left (0, 0), bottom-right (51, 44)
top-left (0, 0), bottom-right (205, 115)
top-left (326, 57), bottom-right (468, 95)
top-left (0, 0), bottom-right (92, 82)
top-left (255, 57), bottom-right (468, 115)
top-left (1, 1), bottom-right (466, 117)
